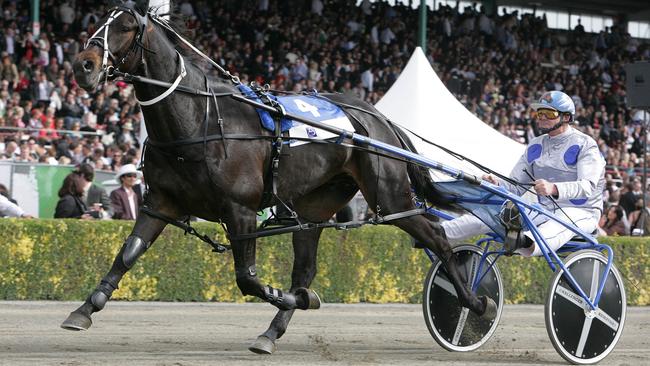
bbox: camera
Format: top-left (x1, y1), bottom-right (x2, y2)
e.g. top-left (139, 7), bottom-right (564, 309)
top-left (85, 210), bottom-right (101, 219)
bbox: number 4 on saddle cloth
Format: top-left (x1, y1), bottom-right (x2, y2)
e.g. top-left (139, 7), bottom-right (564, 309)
top-left (238, 85), bottom-right (354, 147)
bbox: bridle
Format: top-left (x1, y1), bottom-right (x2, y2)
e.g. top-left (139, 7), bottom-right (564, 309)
top-left (85, 5), bottom-right (149, 84)
top-left (84, 5), bottom-right (240, 107)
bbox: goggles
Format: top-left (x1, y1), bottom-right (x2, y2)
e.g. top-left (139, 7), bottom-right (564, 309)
top-left (533, 108), bottom-right (560, 120)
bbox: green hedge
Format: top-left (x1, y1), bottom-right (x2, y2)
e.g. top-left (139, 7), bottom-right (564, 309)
top-left (0, 219), bottom-right (648, 305)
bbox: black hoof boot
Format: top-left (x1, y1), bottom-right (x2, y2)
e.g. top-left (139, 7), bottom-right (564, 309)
top-left (295, 288), bottom-right (321, 310)
top-left (249, 335), bottom-right (276, 354)
top-left (61, 311), bottom-right (92, 331)
top-left (480, 296), bottom-right (498, 320)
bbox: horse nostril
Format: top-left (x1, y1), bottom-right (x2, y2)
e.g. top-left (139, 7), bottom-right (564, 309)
top-left (82, 59), bottom-right (94, 73)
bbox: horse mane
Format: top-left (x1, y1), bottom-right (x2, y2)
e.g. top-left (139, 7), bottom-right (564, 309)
top-left (149, 6), bottom-right (209, 68)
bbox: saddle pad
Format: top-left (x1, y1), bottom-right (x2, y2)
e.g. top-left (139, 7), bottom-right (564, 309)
top-left (278, 95), bottom-right (355, 147)
top-left (237, 85), bottom-right (354, 146)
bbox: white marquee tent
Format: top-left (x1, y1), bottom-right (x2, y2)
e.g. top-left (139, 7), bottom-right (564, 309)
top-left (375, 47), bottom-right (525, 180)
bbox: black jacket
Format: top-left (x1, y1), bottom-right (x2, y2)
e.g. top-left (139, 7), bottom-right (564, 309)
top-left (54, 195), bottom-right (88, 218)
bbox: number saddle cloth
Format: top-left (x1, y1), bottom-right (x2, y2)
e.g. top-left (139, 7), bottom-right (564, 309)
top-left (238, 84), bottom-right (354, 147)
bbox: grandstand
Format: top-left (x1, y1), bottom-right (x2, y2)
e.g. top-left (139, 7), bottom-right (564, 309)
top-left (0, 0), bottom-right (648, 231)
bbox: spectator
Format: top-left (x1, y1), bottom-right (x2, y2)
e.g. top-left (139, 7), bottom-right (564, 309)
top-left (0, 183), bottom-right (17, 205)
top-left (110, 164), bottom-right (143, 220)
top-left (31, 72), bottom-right (54, 108)
top-left (116, 120), bottom-right (138, 147)
top-left (110, 148), bottom-right (125, 172)
top-left (59, 92), bottom-right (84, 129)
top-left (629, 196), bottom-right (650, 236)
top-left (0, 183), bottom-right (32, 218)
top-left (619, 180), bottom-right (643, 218)
top-left (74, 163), bottom-right (113, 219)
top-left (0, 193), bottom-right (31, 218)
top-left (598, 205), bottom-right (627, 236)
top-left (59, 1), bottom-right (75, 26)
top-left (54, 173), bottom-right (93, 219)
top-left (2, 140), bottom-right (19, 159)
top-left (1, 55), bottom-right (19, 89)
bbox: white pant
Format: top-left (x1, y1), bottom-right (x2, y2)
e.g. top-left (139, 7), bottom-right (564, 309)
top-left (441, 207), bottom-right (598, 257)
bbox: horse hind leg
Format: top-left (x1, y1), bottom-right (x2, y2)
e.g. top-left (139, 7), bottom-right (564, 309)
top-left (393, 215), bottom-right (496, 319)
top-left (351, 157), bottom-right (495, 319)
top-left (61, 211), bottom-right (170, 331)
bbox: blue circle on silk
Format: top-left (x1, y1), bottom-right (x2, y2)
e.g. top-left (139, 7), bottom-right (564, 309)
top-left (564, 145), bottom-right (581, 166)
top-left (570, 198), bottom-right (588, 205)
top-left (527, 144), bottom-right (542, 163)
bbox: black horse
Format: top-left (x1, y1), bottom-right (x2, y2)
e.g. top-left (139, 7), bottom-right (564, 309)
top-left (62, 0), bottom-right (496, 354)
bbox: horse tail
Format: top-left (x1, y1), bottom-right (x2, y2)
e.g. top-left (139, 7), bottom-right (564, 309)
top-left (389, 122), bottom-right (457, 211)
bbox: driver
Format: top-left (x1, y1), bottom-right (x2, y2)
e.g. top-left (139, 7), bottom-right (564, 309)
top-left (441, 90), bottom-right (606, 256)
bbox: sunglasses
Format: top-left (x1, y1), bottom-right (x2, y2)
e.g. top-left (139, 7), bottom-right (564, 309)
top-left (534, 108), bottom-right (560, 120)
top-left (123, 173), bottom-right (137, 178)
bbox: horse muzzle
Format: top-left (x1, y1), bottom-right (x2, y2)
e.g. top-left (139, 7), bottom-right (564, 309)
top-left (73, 51), bottom-right (103, 91)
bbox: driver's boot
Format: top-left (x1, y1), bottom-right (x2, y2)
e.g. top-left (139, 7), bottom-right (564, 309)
top-left (501, 201), bottom-right (532, 255)
top-left (504, 230), bottom-right (533, 255)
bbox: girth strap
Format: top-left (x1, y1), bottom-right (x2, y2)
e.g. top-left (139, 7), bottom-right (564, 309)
top-left (259, 100), bottom-right (289, 211)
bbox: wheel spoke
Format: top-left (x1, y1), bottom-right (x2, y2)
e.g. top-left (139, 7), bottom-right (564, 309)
top-left (555, 285), bottom-right (586, 308)
top-left (433, 275), bottom-right (457, 297)
top-left (575, 316), bottom-right (592, 358)
top-left (452, 307), bottom-right (469, 345)
top-left (467, 254), bottom-right (478, 291)
top-left (595, 308), bottom-right (620, 331)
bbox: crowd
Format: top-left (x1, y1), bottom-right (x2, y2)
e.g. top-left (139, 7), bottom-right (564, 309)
top-left (0, 0), bottom-right (648, 233)
top-left (51, 163), bottom-right (143, 220)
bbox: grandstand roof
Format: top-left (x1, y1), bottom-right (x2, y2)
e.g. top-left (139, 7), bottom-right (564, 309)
top-left (499, 0), bottom-right (650, 19)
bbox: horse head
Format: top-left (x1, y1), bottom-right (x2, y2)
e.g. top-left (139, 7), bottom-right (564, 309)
top-left (73, 0), bottom-right (150, 91)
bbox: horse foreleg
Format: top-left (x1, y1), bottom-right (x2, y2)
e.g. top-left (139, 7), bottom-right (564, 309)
top-left (250, 228), bottom-right (322, 354)
top-left (233, 243), bottom-right (320, 313)
top-left (230, 210), bottom-right (320, 310)
top-left (61, 212), bottom-right (169, 331)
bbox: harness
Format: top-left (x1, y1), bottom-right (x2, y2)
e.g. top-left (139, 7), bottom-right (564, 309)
top-left (86, 5), bottom-right (534, 252)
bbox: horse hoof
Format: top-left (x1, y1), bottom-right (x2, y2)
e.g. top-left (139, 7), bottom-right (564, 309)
top-left (480, 296), bottom-right (498, 320)
top-left (296, 288), bottom-right (321, 310)
top-left (61, 311), bottom-right (92, 331)
top-left (249, 335), bottom-right (276, 354)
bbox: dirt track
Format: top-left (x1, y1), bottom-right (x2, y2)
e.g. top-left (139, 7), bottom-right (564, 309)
top-left (0, 301), bottom-right (647, 365)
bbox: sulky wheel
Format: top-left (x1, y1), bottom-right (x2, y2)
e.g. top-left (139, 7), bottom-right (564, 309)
top-left (545, 250), bottom-right (626, 365)
top-left (422, 244), bottom-right (504, 352)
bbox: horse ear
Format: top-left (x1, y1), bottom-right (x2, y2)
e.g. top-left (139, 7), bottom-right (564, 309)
top-left (134, 0), bottom-right (150, 15)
